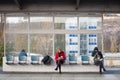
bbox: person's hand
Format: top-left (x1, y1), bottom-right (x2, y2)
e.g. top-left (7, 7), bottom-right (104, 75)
top-left (100, 59), bottom-right (103, 61)
top-left (58, 57), bottom-right (61, 60)
top-left (60, 56), bottom-right (63, 59)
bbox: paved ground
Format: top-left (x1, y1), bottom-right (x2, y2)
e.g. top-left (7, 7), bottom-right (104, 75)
top-left (0, 67), bottom-right (120, 80)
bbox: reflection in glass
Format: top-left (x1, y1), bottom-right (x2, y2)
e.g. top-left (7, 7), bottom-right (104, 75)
top-left (0, 15), bottom-right (4, 51)
top-left (79, 17), bottom-right (101, 30)
top-left (0, 16), bottom-right (3, 36)
top-left (6, 17), bottom-right (28, 32)
top-left (30, 34), bottom-right (53, 56)
top-left (54, 34), bottom-right (65, 53)
top-left (30, 17), bottom-right (53, 31)
top-left (5, 34), bottom-right (28, 56)
top-left (54, 17), bottom-right (77, 30)
top-left (66, 34), bottom-right (78, 60)
top-left (80, 34), bottom-right (102, 55)
top-left (80, 34), bottom-right (87, 55)
top-left (103, 14), bottom-right (120, 53)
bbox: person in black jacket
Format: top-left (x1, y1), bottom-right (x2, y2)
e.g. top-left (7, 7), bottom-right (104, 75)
top-left (92, 47), bottom-right (106, 74)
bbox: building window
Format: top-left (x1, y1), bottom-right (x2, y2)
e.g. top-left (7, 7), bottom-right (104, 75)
top-left (66, 34), bottom-right (79, 59)
top-left (80, 34), bottom-right (102, 55)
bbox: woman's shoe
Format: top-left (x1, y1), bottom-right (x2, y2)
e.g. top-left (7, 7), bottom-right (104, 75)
top-left (54, 68), bottom-right (58, 71)
top-left (103, 69), bottom-right (106, 71)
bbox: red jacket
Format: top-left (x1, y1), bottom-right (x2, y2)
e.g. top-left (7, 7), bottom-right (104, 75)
top-left (55, 51), bottom-right (66, 62)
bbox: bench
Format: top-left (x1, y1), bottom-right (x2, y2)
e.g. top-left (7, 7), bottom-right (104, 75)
top-left (81, 55), bottom-right (90, 64)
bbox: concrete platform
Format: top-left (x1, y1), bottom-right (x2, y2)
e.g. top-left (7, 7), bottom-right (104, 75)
top-left (3, 56), bottom-right (101, 73)
top-left (3, 63), bottom-right (100, 73)
top-left (4, 56), bottom-right (120, 73)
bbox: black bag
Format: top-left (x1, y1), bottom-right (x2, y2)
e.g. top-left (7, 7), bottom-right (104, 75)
top-left (94, 52), bottom-right (101, 66)
top-left (92, 51), bottom-right (96, 57)
top-left (42, 55), bottom-right (52, 65)
top-left (94, 58), bottom-right (100, 66)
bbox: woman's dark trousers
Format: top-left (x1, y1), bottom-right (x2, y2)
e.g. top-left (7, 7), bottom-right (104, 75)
top-left (56, 60), bottom-right (63, 73)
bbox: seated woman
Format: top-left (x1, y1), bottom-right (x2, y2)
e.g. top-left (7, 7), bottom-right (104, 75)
top-left (54, 48), bottom-right (66, 73)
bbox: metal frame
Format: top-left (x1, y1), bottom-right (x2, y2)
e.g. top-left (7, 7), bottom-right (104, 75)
top-left (4, 14), bottom-right (6, 56)
top-left (28, 13), bottom-right (30, 56)
top-left (53, 16), bottom-right (55, 57)
top-left (102, 13), bottom-right (104, 54)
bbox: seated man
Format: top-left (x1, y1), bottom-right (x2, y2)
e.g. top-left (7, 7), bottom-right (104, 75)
top-left (92, 47), bottom-right (106, 74)
top-left (54, 48), bottom-right (66, 73)
top-left (18, 49), bottom-right (27, 64)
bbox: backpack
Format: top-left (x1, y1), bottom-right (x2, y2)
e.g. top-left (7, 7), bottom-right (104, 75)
top-left (94, 52), bottom-right (101, 66)
top-left (42, 55), bottom-right (52, 65)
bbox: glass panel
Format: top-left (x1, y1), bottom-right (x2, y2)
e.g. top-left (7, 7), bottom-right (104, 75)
top-left (30, 34), bottom-right (53, 56)
top-left (0, 15), bottom-right (4, 54)
top-left (5, 34), bottom-right (28, 56)
top-left (54, 34), bottom-right (65, 53)
top-left (54, 17), bottom-right (77, 30)
top-left (54, 34), bottom-right (79, 62)
top-left (79, 17), bottom-right (101, 30)
top-left (103, 14), bottom-right (120, 53)
top-left (30, 17), bottom-right (53, 31)
top-left (80, 34), bottom-right (87, 55)
top-left (66, 34), bottom-right (79, 62)
top-left (66, 34), bottom-right (78, 54)
top-left (6, 17), bottom-right (28, 32)
top-left (80, 34), bottom-right (102, 55)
